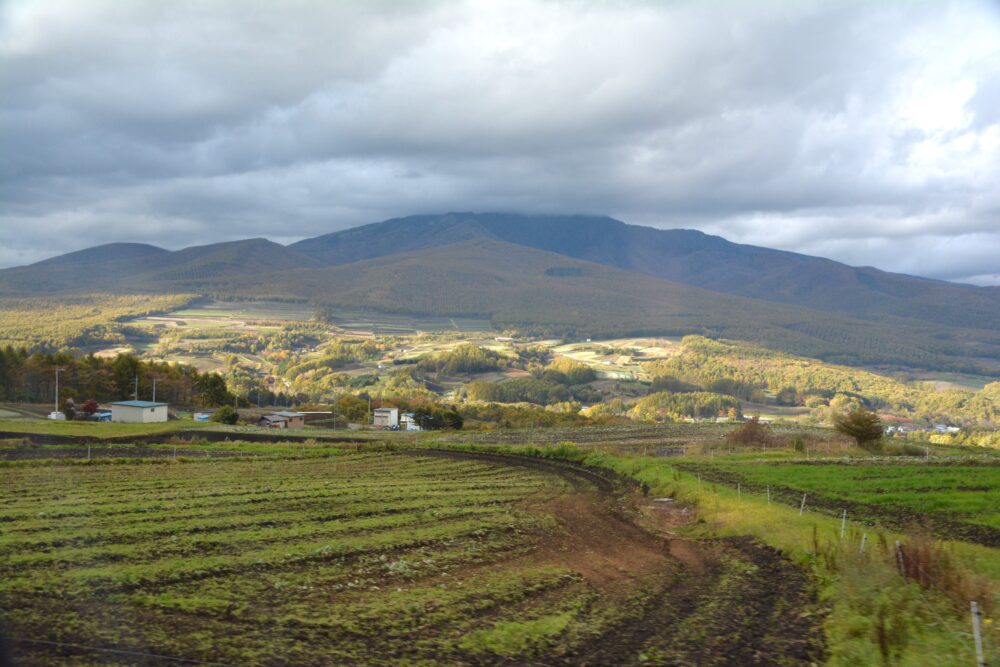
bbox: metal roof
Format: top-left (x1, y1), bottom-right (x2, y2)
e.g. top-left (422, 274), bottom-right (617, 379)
top-left (271, 411), bottom-right (305, 418)
top-left (111, 400), bottom-right (167, 408)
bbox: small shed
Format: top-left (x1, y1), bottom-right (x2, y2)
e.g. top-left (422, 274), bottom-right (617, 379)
top-left (259, 411), bottom-right (305, 429)
top-left (373, 408), bottom-right (399, 428)
top-left (111, 401), bottom-right (168, 423)
top-left (259, 414), bottom-right (288, 428)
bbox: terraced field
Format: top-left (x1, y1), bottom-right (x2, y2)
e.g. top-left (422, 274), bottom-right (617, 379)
top-left (0, 449), bottom-right (825, 665)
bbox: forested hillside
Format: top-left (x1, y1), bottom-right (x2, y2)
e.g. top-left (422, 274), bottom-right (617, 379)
top-left (646, 336), bottom-right (1000, 425)
top-left (0, 294), bottom-right (196, 350)
top-left (293, 213), bottom-right (1000, 332)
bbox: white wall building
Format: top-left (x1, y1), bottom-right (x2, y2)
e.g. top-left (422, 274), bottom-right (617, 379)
top-left (400, 413), bottom-right (422, 432)
top-left (111, 401), bottom-right (168, 423)
top-left (373, 407), bottom-right (399, 428)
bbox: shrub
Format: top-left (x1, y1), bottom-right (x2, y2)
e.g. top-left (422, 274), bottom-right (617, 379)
top-left (726, 417), bottom-right (771, 446)
top-left (210, 405), bottom-right (239, 425)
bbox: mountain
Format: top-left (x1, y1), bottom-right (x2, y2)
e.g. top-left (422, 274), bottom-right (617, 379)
top-left (3, 213), bottom-right (1000, 373)
top-left (293, 212), bottom-right (1000, 332)
top-left (260, 238), bottom-right (986, 367)
top-left (30, 242), bottom-right (168, 267)
top-left (0, 238), bottom-right (322, 294)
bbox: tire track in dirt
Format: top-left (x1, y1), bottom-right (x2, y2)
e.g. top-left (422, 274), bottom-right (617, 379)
top-left (407, 448), bottom-right (827, 665)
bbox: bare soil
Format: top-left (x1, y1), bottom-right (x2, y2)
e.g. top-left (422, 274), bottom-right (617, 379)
top-left (413, 449), bottom-right (827, 665)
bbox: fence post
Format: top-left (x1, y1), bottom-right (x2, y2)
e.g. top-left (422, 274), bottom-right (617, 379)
top-left (971, 601), bottom-right (986, 667)
top-left (87, 444), bottom-right (91, 460)
top-left (895, 541), bottom-right (905, 576)
top-left (859, 533), bottom-right (867, 554)
top-left (737, 483), bottom-right (741, 499)
top-left (766, 485), bottom-right (770, 505)
top-left (840, 510), bottom-right (847, 539)
top-left (799, 493), bottom-right (807, 516)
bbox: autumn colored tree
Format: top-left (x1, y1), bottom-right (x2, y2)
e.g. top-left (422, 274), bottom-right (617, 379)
top-left (833, 408), bottom-right (884, 451)
top-left (726, 417), bottom-right (771, 447)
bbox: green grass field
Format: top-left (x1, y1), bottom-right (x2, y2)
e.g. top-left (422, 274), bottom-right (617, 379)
top-left (0, 418), bottom-right (202, 439)
top-left (676, 460), bottom-right (1000, 538)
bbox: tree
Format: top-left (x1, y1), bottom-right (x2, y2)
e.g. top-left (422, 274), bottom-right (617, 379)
top-left (411, 405), bottom-right (464, 430)
top-left (775, 386), bottom-right (799, 406)
top-left (80, 399), bottom-right (99, 415)
top-left (210, 405), bottom-right (239, 425)
top-left (833, 408), bottom-right (883, 451)
top-left (726, 417), bottom-right (771, 447)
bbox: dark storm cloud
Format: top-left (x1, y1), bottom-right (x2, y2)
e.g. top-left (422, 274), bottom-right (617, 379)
top-left (1, 0), bottom-right (998, 282)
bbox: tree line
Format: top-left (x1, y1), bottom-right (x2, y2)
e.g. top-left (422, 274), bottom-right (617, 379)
top-left (0, 347), bottom-right (238, 409)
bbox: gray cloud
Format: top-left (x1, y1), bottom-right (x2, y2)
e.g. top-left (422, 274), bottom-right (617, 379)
top-left (1, 0), bottom-right (998, 283)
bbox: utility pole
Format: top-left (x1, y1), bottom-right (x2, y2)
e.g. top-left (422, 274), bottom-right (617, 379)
top-left (133, 375), bottom-right (139, 401)
top-left (53, 368), bottom-right (64, 414)
top-left (151, 377), bottom-right (158, 403)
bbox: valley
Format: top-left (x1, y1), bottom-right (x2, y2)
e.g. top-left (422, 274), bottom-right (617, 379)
top-left (1, 214), bottom-right (998, 666)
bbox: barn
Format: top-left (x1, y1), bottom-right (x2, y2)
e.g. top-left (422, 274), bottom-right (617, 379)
top-left (259, 411), bottom-right (306, 429)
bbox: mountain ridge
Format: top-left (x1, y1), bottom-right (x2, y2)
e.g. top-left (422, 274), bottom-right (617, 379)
top-left (290, 212), bottom-right (1000, 331)
top-left (3, 213), bottom-right (1000, 373)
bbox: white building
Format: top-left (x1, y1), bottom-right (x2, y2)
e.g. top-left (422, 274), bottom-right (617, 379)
top-left (400, 413), bottom-right (422, 432)
top-left (373, 407), bottom-right (399, 428)
top-left (111, 400), bottom-right (168, 423)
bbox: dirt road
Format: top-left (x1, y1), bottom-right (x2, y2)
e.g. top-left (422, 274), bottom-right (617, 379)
top-left (411, 449), bottom-right (827, 665)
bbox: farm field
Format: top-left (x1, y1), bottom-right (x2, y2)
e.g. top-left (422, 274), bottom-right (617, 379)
top-left (440, 421), bottom-right (846, 454)
top-left (551, 337), bottom-right (683, 381)
top-left (675, 460), bottom-right (1000, 546)
top-left (0, 418), bottom-right (203, 439)
top-left (323, 308), bottom-right (494, 334)
top-left (168, 300), bottom-right (318, 321)
top-left (0, 448), bottom-right (825, 666)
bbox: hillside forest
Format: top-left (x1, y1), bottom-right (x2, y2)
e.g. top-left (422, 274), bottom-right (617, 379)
top-left (1, 289), bottom-right (998, 442)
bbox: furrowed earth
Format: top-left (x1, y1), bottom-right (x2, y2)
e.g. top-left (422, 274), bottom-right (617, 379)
top-left (0, 448), bottom-right (825, 666)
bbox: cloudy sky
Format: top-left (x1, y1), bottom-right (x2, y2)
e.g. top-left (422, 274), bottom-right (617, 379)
top-left (2, 0), bottom-right (999, 284)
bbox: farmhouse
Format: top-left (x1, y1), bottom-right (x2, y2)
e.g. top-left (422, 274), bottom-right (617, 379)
top-left (373, 407), bottom-right (399, 428)
top-left (111, 400), bottom-right (168, 423)
top-left (258, 411), bottom-right (306, 429)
